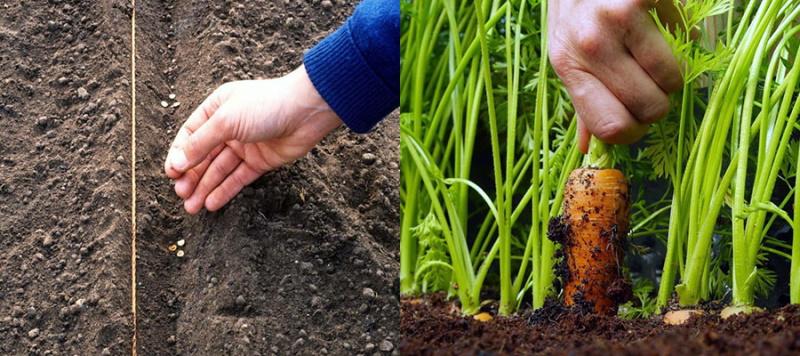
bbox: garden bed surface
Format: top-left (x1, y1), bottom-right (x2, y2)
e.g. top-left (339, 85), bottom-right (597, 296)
top-left (401, 294), bottom-right (800, 355)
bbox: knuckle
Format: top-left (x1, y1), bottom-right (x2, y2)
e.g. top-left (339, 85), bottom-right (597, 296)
top-left (663, 69), bottom-right (684, 93)
top-left (184, 133), bottom-right (200, 156)
top-left (574, 28), bottom-right (604, 57)
top-left (231, 173), bottom-right (246, 189)
top-left (643, 56), bottom-right (684, 93)
top-left (594, 119), bottom-right (628, 143)
top-left (209, 109), bottom-right (236, 139)
top-left (215, 113), bottom-right (233, 134)
top-left (640, 95), bottom-right (670, 123)
top-left (601, 1), bottom-right (644, 26)
top-left (640, 53), bottom-right (666, 73)
top-left (549, 49), bottom-right (574, 79)
top-left (211, 162), bottom-right (229, 178)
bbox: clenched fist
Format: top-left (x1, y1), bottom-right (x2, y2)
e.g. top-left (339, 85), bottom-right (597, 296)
top-left (548, 0), bottom-right (683, 152)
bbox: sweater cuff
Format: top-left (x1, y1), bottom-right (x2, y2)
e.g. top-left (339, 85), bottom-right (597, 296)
top-left (304, 22), bottom-right (395, 133)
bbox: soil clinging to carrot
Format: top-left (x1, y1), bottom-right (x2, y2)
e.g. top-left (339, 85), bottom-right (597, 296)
top-left (554, 168), bottom-right (632, 314)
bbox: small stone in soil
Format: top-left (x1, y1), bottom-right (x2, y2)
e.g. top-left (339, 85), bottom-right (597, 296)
top-left (473, 312), bottom-right (493, 322)
top-left (160, 100), bottom-right (169, 108)
top-left (235, 295), bottom-right (246, 306)
top-left (362, 287), bottom-right (377, 299)
top-left (321, 0), bottom-right (333, 9)
top-left (379, 340), bottom-right (394, 352)
top-left (176, 250), bottom-right (184, 257)
top-left (28, 328), bottom-right (40, 339)
top-left (311, 296), bottom-right (323, 308)
top-left (663, 309), bottom-right (703, 326)
top-left (77, 87), bottom-right (89, 100)
top-left (293, 338), bottom-right (305, 348)
top-left (364, 342), bottom-right (376, 353)
top-left (169, 93), bottom-right (176, 100)
top-left (171, 101), bottom-right (181, 108)
top-left (361, 152), bottom-right (377, 165)
top-left (176, 239), bottom-right (185, 247)
top-left (42, 233), bottom-right (55, 247)
top-left (168, 244), bottom-right (177, 252)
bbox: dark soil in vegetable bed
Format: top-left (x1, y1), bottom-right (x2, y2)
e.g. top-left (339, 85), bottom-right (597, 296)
top-left (1, 0), bottom-right (398, 354)
top-left (401, 294), bottom-right (800, 355)
top-left (0, 1), bottom-right (134, 354)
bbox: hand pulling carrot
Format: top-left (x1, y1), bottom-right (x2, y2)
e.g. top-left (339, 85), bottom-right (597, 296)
top-left (550, 137), bottom-right (631, 314)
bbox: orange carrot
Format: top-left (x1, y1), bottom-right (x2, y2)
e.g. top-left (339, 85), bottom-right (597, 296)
top-left (558, 167), bottom-right (631, 314)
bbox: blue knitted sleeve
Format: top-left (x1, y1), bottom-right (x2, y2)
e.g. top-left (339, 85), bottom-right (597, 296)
top-left (303, 0), bottom-right (400, 133)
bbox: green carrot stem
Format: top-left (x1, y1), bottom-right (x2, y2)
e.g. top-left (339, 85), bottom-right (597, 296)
top-left (583, 136), bottom-right (612, 169)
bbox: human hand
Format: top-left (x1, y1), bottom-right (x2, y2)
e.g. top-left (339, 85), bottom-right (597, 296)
top-left (164, 65), bottom-right (342, 214)
top-left (548, 0), bottom-right (683, 153)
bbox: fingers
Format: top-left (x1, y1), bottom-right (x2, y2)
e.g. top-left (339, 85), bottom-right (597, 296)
top-left (624, 11), bottom-right (683, 94)
top-left (165, 89), bottom-right (226, 177)
top-left (592, 52), bottom-right (671, 124)
top-left (562, 69), bottom-right (649, 145)
top-left (577, 118), bottom-right (591, 154)
top-left (176, 109), bottom-right (234, 175)
top-left (174, 145), bottom-right (224, 199)
top-left (205, 162), bottom-right (262, 212)
top-left (183, 147), bottom-right (241, 215)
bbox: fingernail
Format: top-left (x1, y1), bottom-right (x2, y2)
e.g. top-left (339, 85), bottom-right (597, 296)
top-left (171, 149), bottom-right (188, 171)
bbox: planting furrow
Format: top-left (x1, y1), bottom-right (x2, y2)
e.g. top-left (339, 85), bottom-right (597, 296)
top-left (0, 0), bottom-right (133, 354)
top-left (132, 0), bottom-right (185, 354)
top-left (134, 0), bottom-right (399, 354)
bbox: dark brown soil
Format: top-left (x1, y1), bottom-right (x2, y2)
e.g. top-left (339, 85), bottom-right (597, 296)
top-left (0, 1), bottom-right (133, 354)
top-left (401, 294), bottom-right (800, 355)
top-left (1, 0), bottom-right (398, 355)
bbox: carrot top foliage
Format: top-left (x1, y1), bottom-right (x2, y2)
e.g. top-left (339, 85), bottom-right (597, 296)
top-left (401, 0), bottom-right (800, 317)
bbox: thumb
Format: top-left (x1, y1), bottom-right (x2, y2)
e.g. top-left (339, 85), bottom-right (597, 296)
top-left (577, 117), bottom-right (590, 154)
top-left (170, 110), bottom-right (234, 173)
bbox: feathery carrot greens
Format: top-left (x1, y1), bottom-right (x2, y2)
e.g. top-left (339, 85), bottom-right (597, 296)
top-left (401, 0), bottom-right (800, 317)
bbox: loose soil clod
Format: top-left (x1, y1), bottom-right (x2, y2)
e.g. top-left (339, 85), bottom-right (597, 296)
top-left (473, 312), bottom-right (493, 322)
top-left (663, 309), bottom-right (704, 326)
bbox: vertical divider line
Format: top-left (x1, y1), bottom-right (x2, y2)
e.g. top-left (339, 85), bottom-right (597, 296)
top-left (130, 0), bottom-right (138, 355)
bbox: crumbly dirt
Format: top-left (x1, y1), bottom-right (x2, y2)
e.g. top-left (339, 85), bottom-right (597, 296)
top-left (0, 1), bottom-right (133, 354)
top-left (401, 294), bottom-right (800, 355)
top-left (1, 0), bottom-right (398, 355)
